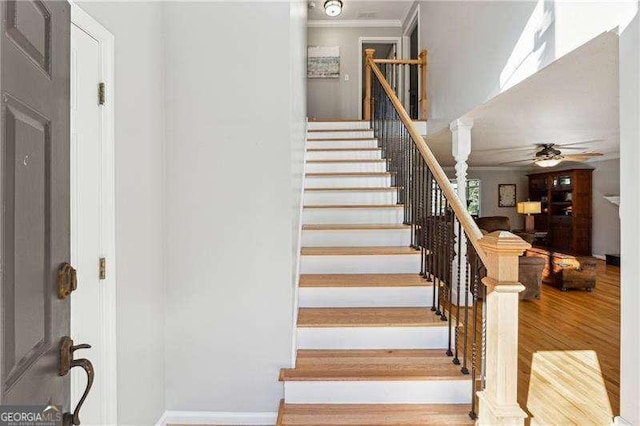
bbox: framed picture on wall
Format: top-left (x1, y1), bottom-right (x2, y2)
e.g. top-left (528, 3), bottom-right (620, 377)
top-left (307, 46), bottom-right (340, 79)
top-left (498, 184), bottom-right (517, 207)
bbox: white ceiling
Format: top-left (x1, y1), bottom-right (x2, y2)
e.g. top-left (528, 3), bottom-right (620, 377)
top-left (426, 31), bottom-right (620, 168)
top-left (308, 0), bottom-right (414, 24)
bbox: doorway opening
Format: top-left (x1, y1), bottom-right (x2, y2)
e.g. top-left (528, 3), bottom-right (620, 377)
top-left (358, 37), bottom-right (402, 120)
top-left (402, 5), bottom-right (420, 118)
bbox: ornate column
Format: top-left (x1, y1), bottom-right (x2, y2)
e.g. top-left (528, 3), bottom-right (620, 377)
top-left (477, 231), bottom-right (530, 425)
top-left (450, 118), bottom-right (473, 305)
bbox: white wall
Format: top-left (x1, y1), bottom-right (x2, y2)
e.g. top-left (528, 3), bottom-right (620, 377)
top-left (419, 0), bottom-right (637, 122)
top-left (590, 159), bottom-right (621, 258)
top-left (445, 168), bottom-right (529, 229)
top-left (307, 26), bottom-right (402, 119)
top-left (73, 2), bottom-right (166, 425)
top-left (163, 1), bottom-right (305, 414)
top-left (619, 12), bottom-right (640, 426)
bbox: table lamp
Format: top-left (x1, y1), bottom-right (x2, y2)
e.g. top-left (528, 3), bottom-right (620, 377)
top-left (517, 201), bottom-right (542, 233)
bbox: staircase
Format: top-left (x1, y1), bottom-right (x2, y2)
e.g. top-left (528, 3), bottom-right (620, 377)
top-left (277, 120), bottom-right (474, 425)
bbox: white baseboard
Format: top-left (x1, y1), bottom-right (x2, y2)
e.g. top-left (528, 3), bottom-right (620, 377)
top-left (593, 254), bottom-right (607, 260)
top-left (155, 410), bottom-right (278, 426)
top-left (613, 416), bottom-right (632, 426)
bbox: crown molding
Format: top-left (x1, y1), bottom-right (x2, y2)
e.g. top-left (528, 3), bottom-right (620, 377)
top-left (307, 19), bottom-right (402, 28)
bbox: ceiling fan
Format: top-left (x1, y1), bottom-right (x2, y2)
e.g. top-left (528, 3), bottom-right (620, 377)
top-left (498, 143), bottom-right (604, 167)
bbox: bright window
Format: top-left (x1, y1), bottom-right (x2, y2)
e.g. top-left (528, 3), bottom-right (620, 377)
top-left (450, 179), bottom-right (481, 217)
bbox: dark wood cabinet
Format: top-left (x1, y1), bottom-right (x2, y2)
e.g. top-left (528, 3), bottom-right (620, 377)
top-left (527, 169), bottom-right (592, 255)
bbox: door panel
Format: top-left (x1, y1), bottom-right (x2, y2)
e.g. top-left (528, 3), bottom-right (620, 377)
top-left (1, 0), bottom-right (70, 406)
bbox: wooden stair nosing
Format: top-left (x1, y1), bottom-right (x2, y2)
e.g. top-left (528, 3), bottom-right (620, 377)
top-left (308, 129), bottom-right (372, 133)
top-left (278, 403), bottom-right (474, 426)
top-left (305, 172), bottom-right (391, 178)
top-left (297, 307), bottom-right (445, 328)
top-left (280, 349), bottom-right (467, 382)
top-left (306, 159), bottom-right (385, 164)
top-left (303, 204), bottom-right (403, 209)
top-left (299, 273), bottom-right (428, 288)
top-left (306, 147), bottom-right (381, 152)
top-left (300, 246), bottom-right (419, 256)
top-left (302, 224), bottom-right (409, 230)
top-left (303, 187), bottom-right (397, 192)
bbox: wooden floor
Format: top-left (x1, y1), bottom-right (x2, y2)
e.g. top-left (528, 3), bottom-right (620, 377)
top-left (517, 260), bottom-right (620, 423)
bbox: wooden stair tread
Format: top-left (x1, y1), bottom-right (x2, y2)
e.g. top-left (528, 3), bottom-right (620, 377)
top-left (307, 138), bottom-right (377, 142)
top-left (297, 307), bottom-right (443, 328)
top-left (306, 172), bottom-right (391, 177)
top-left (279, 403), bottom-right (474, 425)
top-left (302, 224), bottom-right (408, 230)
top-left (304, 187), bottom-right (397, 192)
top-left (306, 159), bottom-right (385, 163)
top-left (307, 147), bottom-right (381, 152)
top-left (301, 246), bottom-right (418, 256)
top-left (303, 204), bottom-right (402, 209)
top-left (280, 350), bottom-right (464, 381)
top-left (309, 129), bottom-right (371, 132)
top-left (299, 274), bottom-right (426, 288)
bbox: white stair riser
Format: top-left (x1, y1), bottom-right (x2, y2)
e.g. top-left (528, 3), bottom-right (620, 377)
top-left (309, 130), bottom-right (374, 139)
top-left (306, 175), bottom-right (391, 189)
top-left (304, 190), bottom-right (397, 206)
top-left (298, 286), bottom-right (432, 308)
top-left (302, 207), bottom-right (403, 225)
top-left (302, 228), bottom-right (410, 247)
top-left (306, 150), bottom-right (381, 161)
top-left (308, 121), bottom-right (370, 130)
top-left (305, 161), bottom-right (386, 174)
top-left (284, 380), bottom-right (471, 404)
top-left (300, 254), bottom-right (420, 274)
top-left (307, 139), bottom-right (378, 149)
top-left (296, 326), bottom-right (448, 349)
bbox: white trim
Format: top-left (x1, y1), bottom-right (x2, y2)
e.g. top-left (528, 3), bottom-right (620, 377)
top-left (70, 4), bottom-right (117, 425)
top-left (155, 411), bottom-right (278, 426)
top-left (593, 254), bottom-right (607, 260)
top-left (401, 2), bottom-right (419, 32)
top-left (357, 36), bottom-right (403, 119)
top-left (307, 19), bottom-right (402, 28)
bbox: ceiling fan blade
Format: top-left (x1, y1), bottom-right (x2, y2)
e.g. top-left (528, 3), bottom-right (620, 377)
top-left (562, 153), bottom-right (604, 162)
top-left (564, 153), bottom-right (604, 158)
top-left (499, 159), bottom-right (535, 165)
top-left (555, 139), bottom-right (604, 147)
top-left (473, 146), bottom-right (536, 153)
top-left (555, 146), bottom-right (590, 150)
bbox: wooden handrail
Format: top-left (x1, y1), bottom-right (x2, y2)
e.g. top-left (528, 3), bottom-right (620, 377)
top-left (363, 49), bottom-right (428, 120)
top-left (373, 58), bottom-right (422, 65)
top-left (367, 57), bottom-right (488, 266)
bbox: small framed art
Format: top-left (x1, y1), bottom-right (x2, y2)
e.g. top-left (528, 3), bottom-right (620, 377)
top-left (498, 184), bottom-right (516, 207)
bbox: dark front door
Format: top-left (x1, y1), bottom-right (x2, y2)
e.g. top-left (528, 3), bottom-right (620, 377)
top-left (409, 24), bottom-right (419, 119)
top-left (0, 0), bottom-right (71, 409)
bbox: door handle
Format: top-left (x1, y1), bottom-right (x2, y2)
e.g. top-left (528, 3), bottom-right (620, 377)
top-left (57, 263), bottom-right (78, 299)
top-left (59, 337), bottom-right (94, 426)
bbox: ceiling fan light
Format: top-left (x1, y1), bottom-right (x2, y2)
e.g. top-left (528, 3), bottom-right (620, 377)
top-left (324, 0), bottom-right (342, 16)
top-left (535, 158), bottom-right (563, 168)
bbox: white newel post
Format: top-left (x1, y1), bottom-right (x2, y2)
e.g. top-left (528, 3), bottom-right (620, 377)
top-left (450, 118), bottom-right (473, 305)
top-left (477, 231), bottom-right (530, 426)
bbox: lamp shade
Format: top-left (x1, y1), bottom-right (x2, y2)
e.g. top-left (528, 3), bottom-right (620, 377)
top-left (517, 201), bottom-right (542, 215)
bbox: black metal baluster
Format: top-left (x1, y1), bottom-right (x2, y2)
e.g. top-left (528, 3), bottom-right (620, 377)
top-left (469, 249), bottom-right (480, 420)
top-left (453, 219), bottom-right (463, 366)
top-left (461, 237), bottom-right (471, 375)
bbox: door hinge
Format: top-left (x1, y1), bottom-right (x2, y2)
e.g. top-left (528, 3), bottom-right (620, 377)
top-left (99, 257), bottom-right (106, 280)
top-left (98, 82), bottom-right (106, 105)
